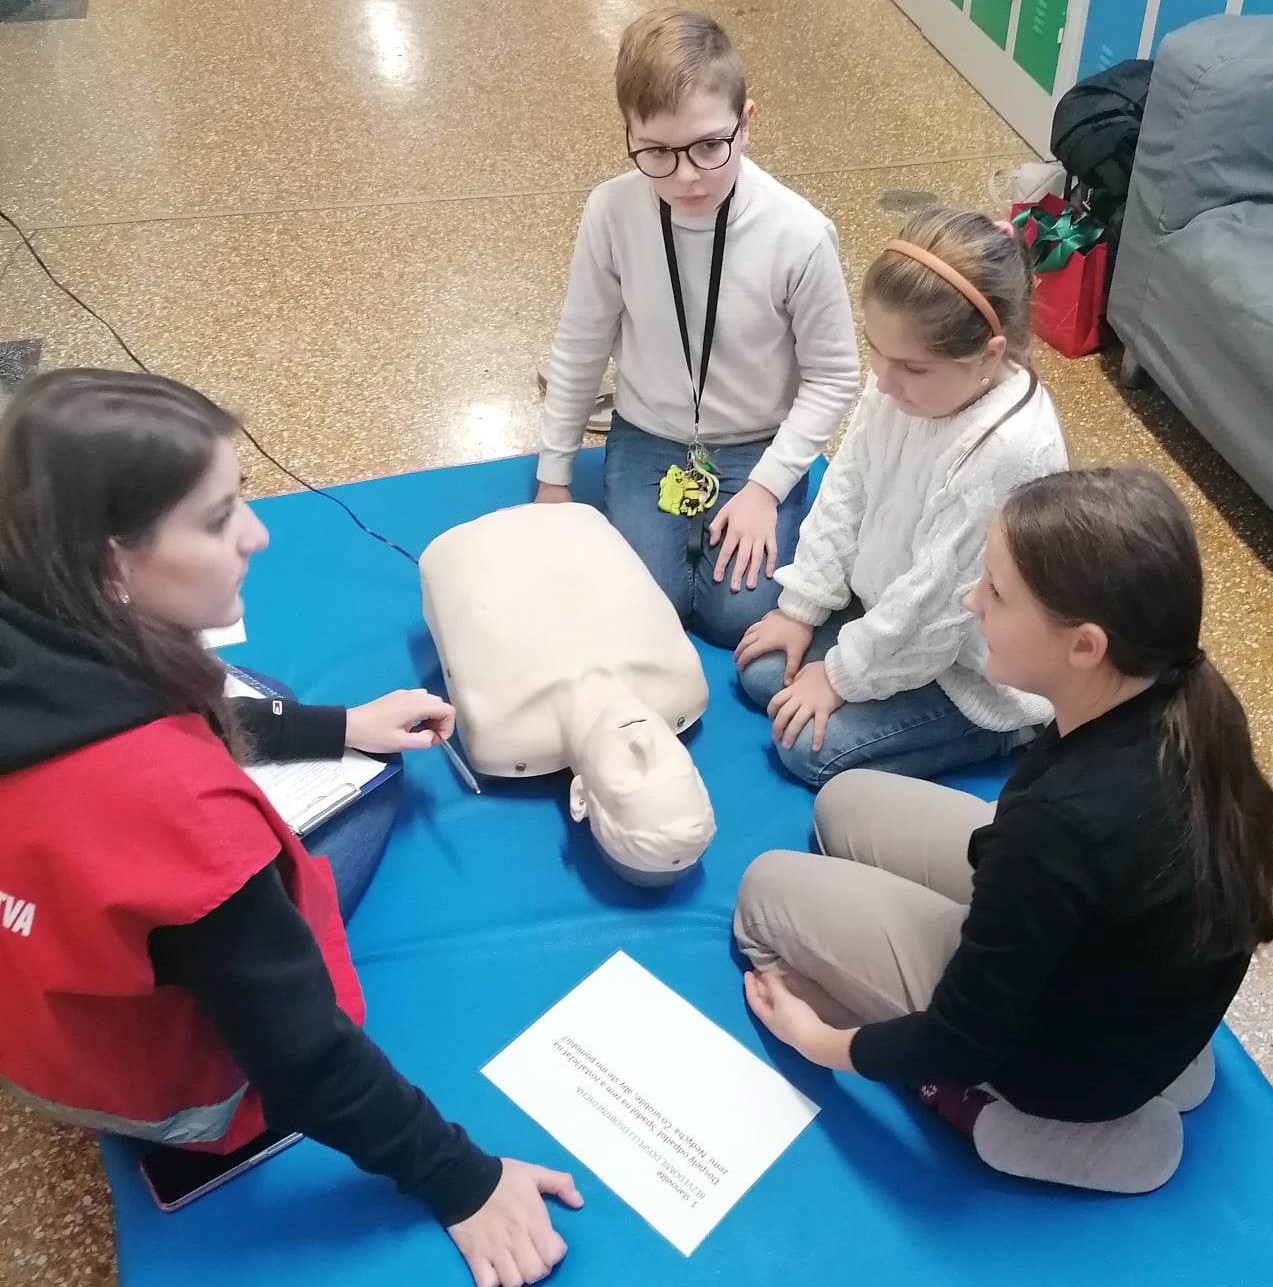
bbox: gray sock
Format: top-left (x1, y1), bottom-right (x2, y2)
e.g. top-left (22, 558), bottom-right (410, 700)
top-left (1160, 1045), bottom-right (1215, 1113)
top-left (973, 1096), bottom-right (1183, 1194)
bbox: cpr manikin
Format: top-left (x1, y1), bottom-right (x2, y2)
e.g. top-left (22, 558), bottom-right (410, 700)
top-left (418, 503), bottom-right (715, 885)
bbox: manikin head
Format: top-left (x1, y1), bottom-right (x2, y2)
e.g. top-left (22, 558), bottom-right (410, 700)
top-left (568, 698), bottom-right (715, 886)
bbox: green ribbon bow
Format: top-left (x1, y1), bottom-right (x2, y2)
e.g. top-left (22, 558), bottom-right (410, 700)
top-left (1013, 204), bottom-right (1105, 274)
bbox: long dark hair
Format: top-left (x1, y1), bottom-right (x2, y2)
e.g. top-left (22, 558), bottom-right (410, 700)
top-left (1000, 467), bottom-right (1273, 957)
top-left (0, 368), bottom-right (243, 752)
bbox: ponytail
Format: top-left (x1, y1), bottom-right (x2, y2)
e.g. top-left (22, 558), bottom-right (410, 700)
top-left (1001, 467), bottom-right (1273, 958)
top-left (1161, 655), bottom-right (1273, 955)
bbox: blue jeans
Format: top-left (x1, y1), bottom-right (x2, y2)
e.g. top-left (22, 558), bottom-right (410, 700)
top-left (602, 413), bottom-right (808, 648)
top-left (307, 771), bottom-right (401, 922)
top-left (245, 672), bottom-right (401, 921)
top-left (737, 606), bottom-right (1028, 788)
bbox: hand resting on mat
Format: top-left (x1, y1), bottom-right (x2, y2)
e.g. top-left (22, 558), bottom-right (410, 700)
top-left (447, 1159), bottom-right (584, 1287)
top-left (345, 689), bottom-right (456, 753)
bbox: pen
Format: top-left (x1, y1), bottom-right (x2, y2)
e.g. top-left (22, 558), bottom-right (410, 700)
top-left (438, 735), bottom-right (482, 795)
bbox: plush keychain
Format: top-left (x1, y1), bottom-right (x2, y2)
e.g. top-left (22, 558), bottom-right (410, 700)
top-left (658, 443), bottom-right (720, 517)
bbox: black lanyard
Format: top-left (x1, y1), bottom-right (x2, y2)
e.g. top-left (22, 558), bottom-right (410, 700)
top-left (659, 186), bottom-right (734, 437)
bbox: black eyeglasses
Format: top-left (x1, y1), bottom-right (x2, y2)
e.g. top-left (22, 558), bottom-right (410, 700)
top-left (626, 118), bottom-right (743, 179)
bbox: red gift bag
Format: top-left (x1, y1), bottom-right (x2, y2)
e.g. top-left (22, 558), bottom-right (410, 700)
top-left (1011, 194), bottom-right (1109, 359)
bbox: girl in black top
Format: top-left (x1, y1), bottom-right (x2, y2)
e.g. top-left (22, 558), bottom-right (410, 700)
top-left (735, 466), bottom-right (1273, 1192)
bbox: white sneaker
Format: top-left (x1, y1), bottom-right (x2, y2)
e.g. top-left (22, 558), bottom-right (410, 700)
top-left (987, 160), bottom-right (1067, 210)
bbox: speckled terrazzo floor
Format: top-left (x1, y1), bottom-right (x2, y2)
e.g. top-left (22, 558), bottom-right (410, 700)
top-left (3, 1), bottom-right (1273, 1283)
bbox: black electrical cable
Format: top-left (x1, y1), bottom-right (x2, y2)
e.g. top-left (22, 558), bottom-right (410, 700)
top-left (0, 206), bottom-right (419, 565)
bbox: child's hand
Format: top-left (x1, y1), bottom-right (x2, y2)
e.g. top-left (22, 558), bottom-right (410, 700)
top-left (534, 483), bottom-right (572, 504)
top-left (768, 661), bottom-right (844, 753)
top-left (345, 689), bottom-right (456, 753)
top-left (743, 971), bottom-right (854, 1072)
top-left (708, 481), bottom-right (779, 592)
top-left (734, 610), bottom-right (814, 685)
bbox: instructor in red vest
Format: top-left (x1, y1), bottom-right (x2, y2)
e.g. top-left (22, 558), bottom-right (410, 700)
top-left (0, 368), bottom-right (581, 1287)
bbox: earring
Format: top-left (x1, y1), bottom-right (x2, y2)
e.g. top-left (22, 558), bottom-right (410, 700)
top-left (119, 590), bottom-right (131, 606)
top-left (980, 376), bottom-right (991, 387)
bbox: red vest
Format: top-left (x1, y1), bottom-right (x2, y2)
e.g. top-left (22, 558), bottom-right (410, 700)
top-left (0, 714), bottom-right (365, 1153)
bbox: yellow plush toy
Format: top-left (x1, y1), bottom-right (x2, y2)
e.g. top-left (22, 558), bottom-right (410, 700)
top-left (657, 464), bottom-right (720, 517)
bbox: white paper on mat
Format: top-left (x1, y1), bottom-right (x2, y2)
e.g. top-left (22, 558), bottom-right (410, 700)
top-left (482, 951), bottom-right (820, 1256)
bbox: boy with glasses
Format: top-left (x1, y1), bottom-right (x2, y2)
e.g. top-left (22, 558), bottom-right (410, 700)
top-left (535, 7), bottom-right (859, 647)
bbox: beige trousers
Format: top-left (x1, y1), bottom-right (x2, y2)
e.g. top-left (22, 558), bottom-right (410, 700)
top-left (733, 769), bottom-right (994, 1027)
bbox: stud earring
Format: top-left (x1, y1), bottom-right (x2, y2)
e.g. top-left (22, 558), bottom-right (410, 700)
top-left (980, 376), bottom-right (991, 386)
top-left (119, 590), bottom-right (131, 606)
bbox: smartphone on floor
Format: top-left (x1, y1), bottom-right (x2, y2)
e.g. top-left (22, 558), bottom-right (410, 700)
top-left (140, 1128), bottom-right (302, 1212)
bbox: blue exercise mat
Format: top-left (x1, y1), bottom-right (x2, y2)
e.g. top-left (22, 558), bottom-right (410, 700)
top-left (100, 452), bottom-right (1273, 1286)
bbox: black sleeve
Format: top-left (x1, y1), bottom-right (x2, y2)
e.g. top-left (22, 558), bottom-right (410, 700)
top-left (149, 864), bottom-right (502, 1226)
top-left (231, 697), bottom-right (347, 763)
top-left (851, 802), bottom-right (1095, 1087)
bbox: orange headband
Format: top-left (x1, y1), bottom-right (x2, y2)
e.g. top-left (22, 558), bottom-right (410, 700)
top-left (883, 239), bottom-right (1004, 339)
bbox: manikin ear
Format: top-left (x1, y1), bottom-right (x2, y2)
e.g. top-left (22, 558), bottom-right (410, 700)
top-left (1068, 622), bottom-right (1110, 672)
top-left (568, 776), bottom-right (589, 823)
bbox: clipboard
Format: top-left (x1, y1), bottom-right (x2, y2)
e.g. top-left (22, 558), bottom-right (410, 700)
top-left (224, 666), bottom-right (401, 836)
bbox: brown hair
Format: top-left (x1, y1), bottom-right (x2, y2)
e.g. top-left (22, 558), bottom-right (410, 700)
top-left (0, 368), bottom-right (245, 756)
top-left (615, 8), bottom-right (745, 124)
top-left (1000, 466), bottom-right (1273, 958)
top-left (863, 206), bottom-right (1035, 365)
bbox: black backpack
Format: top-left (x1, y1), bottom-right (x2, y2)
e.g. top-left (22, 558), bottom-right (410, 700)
top-left (1050, 59), bottom-right (1155, 269)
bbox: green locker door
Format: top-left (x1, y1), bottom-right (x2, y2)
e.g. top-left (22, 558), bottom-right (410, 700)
top-left (969, 0), bottom-right (1013, 47)
top-left (1013, 0), bottom-right (1069, 92)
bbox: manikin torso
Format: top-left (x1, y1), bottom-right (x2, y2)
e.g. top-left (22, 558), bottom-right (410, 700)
top-left (419, 503), bottom-right (708, 778)
top-left (419, 504), bottom-right (714, 885)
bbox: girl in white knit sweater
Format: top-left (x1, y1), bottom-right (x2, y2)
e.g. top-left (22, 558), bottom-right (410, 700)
top-left (735, 207), bottom-right (1067, 786)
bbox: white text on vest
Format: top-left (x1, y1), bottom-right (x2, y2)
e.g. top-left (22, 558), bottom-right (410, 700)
top-left (0, 890), bottom-right (36, 937)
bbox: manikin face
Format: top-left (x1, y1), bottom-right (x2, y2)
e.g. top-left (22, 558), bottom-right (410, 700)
top-left (569, 701), bottom-right (715, 885)
top-left (627, 89), bottom-right (752, 219)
